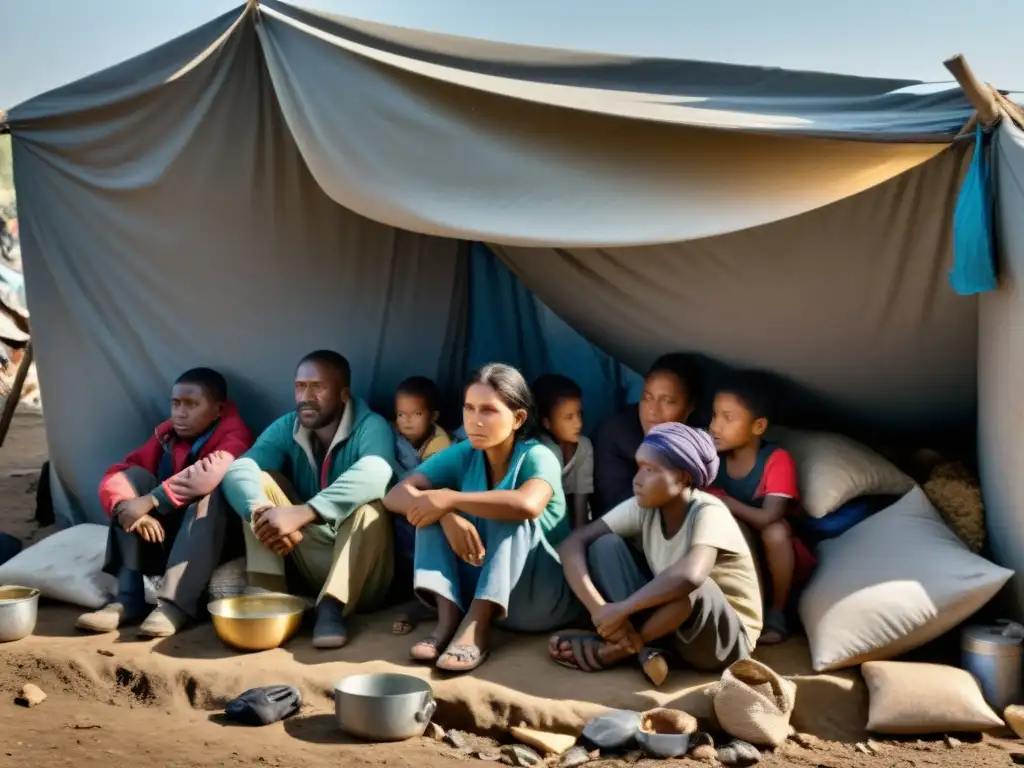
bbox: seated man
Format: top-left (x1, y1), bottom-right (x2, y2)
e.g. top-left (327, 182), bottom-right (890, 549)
top-left (220, 350), bottom-right (396, 650)
top-left (78, 368), bottom-right (253, 636)
top-left (551, 423), bottom-right (762, 683)
top-left (591, 354), bottom-right (702, 517)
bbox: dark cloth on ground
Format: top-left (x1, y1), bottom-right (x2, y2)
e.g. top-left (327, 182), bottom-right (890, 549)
top-left (591, 405), bottom-right (644, 518)
top-left (587, 533), bottom-right (750, 672)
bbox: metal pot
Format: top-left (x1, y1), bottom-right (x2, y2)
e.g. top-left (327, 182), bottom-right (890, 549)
top-left (207, 593), bottom-right (306, 652)
top-left (0, 586), bottom-right (39, 642)
top-left (334, 673), bottom-right (437, 742)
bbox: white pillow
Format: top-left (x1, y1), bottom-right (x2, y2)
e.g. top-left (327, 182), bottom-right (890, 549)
top-left (799, 486), bottom-right (1012, 672)
top-left (768, 427), bottom-right (914, 518)
top-left (0, 523), bottom-right (115, 609)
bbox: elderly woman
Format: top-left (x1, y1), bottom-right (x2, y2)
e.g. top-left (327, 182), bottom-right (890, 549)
top-left (551, 423), bottom-right (763, 684)
top-left (383, 363), bottom-right (583, 673)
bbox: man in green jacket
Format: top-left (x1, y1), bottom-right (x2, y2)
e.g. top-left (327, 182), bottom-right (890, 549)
top-left (221, 350), bottom-right (396, 649)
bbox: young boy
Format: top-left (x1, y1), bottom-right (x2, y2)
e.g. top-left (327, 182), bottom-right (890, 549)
top-left (79, 368), bottom-right (253, 637)
top-left (708, 376), bottom-right (815, 645)
top-left (533, 374), bottom-right (594, 530)
top-left (552, 423), bottom-right (762, 682)
top-left (393, 376), bottom-right (452, 566)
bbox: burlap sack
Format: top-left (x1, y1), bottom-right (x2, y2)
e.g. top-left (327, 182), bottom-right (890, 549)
top-left (712, 659), bottom-right (797, 747)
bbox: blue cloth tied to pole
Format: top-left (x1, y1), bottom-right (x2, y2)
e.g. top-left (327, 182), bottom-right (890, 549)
top-left (949, 124), bottom-right (998, 295)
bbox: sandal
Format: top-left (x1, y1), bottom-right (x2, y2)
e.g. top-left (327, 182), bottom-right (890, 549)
top-left (436, 643), bottom-right (489, 673)
top-left (392, 602), bottom-right (438, 636)
top-left (410, 636), bottom-right (446, 662)
top-left (759, 608), bottom-right (789, 646)
top-left (638, 647), bottom-right (669, 686)
top-left (549, 632), bottom-right (607, 673)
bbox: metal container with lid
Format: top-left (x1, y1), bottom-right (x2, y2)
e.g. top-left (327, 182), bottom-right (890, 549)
top-left (961, 621), bottom-right (1024, 711)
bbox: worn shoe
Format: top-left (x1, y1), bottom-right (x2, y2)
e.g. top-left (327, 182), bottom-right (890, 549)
top-left (76, 603), bottom-right (135, 634)
top-left (312, 598), bottom-right (348, 649)
top-left (138, 602), bottom-right (189, 638)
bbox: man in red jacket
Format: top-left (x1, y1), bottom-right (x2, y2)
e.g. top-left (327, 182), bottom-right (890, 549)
top-left (77, 368), bottom-right (254, 637)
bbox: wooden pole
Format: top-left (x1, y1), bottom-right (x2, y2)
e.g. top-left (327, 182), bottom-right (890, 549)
top-left (944, 54), bottom-right (1001, 126)
top-left (0, 340), bottom-right (33, 448)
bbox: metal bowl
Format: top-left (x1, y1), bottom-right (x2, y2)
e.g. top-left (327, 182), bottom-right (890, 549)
top-left (207, 592), bottom-right (306, 652)
top-left (334, 673), bottom-right (437, 742)
top-left (0, 586), bottom-right (40, 642)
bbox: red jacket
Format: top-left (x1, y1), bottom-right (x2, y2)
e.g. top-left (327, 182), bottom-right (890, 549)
top-left (98, 401), bottom-right (254, 517)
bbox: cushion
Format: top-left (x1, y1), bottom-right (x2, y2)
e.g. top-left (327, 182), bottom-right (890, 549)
top-left (799, 486), bottom-right (1012, 672)
top-left (862, 661), bottom-right (1003, 734)
top-left (0, 523), bottom-right (115, 609)
top-left (768, 427), bottom-right (914, 519)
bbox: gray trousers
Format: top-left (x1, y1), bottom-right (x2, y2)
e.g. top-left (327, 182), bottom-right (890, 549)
top-left (103, 467), bottom-right (242, 617)
top-left (587, 533), bottom-right (750, 672)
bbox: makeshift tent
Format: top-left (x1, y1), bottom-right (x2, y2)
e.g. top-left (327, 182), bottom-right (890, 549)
top-left (2, 2), bottom-right (1023, 602)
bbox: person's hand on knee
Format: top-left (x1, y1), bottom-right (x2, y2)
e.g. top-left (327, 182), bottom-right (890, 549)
top-left (128, 514), bottom-right (165, 544)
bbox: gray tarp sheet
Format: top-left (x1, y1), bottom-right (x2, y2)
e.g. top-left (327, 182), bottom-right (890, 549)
top-left (980, 120), bottom-right (1024, 611)
top-left (2, 0), bottom-right (1018, 611)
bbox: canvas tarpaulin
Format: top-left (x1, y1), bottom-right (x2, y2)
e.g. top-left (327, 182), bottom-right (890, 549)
top-left (0, 1), bottom-right (994, 531)
top-left (979, 119), bottom-right (1024, 611)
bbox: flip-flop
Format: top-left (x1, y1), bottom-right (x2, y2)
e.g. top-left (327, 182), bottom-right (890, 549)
top-left (638, 647), bottom-right (669, 686)
top-left (410, 636), bottom-right (445, 662)
top-left (760, 608), bottom-right (789, 646)
top-left (224, 685), bottom-right (302, 726)
top-left (548, 633), bottom-right (607, 673)
top-left (392, 602), bottom-right (438, 636)
top-left (436, 643), bottom-right (490, 673)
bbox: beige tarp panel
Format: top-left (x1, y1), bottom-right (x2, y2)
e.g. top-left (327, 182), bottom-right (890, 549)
top-left (11, 10), bottom-right (464, 523)
top-left (256, 4), bottom-right (946, 247)
top-left (979, 119), bottom-right (1024, 611)
top-left (492, 146), bottom-right (976, 427)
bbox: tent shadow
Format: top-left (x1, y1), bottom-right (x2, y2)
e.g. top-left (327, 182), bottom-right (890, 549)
top-left (283, 713), bottom-right (358, 745)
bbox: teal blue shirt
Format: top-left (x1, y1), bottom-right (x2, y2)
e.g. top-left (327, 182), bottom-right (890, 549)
top-left (222, 397), bottom-right (395, 526)
top-left (416, 438), bottom-right (570, 548)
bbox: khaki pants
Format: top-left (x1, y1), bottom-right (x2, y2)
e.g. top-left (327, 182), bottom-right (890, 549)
top-left (243, 472), bottom-right (393, 615)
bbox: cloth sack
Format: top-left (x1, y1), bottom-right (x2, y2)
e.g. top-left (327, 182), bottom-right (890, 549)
top-left (799, 486), bottom-right (1012, 671)
top-left (208, 556), bottom-right (247, 601)
top-left (767, 427), bottom-right (914, 519)
top-left (0, 523), bottom-right (115, 608)
top-left (712, 659), bottom-right (796, 747)
top-left (862, 661), bottom-right (1003, 734)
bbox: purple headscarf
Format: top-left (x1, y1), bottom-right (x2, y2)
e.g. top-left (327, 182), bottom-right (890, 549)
top-left (642, 423), bottom-right (720, 488)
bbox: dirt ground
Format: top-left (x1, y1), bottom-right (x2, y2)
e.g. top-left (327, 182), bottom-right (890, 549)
top-left (1, 411), bottom-right (1023, 767)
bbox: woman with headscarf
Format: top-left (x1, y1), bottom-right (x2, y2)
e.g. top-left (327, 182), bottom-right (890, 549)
top-left (550, 423), bottom-right (763, 683)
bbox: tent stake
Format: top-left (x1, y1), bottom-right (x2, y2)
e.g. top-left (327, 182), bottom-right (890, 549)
top-left (944, 54), bottom-right (1001, 126)
top-left (0, 341), bottom-right (33, 448)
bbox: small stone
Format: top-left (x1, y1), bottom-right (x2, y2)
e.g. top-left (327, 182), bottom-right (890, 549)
top-left (15, 684), bottom-right (46, 708)
top-left (476, 749), bottom-right (503, 762)
top-left (559, 746), bottom-right (591, 768)
top-left (945, 736), bottom-right (962, 749)
top-left (855, 742), bottom-right (875, 755)
top-left (425, 722), bottom-right (445, 742)
top-left (790, 732), bottom-right (819, 749)
top-left (501, 744), bottom-right (542, 767)
top-left (622, 750), bottom-right (643, 763)
top-left (867, 739), bottom-right (884, 752)
top-left (691, 744), bottom-right (718, 762)
top-left (581, 709), bottom-right (641, 751)
top-left (1006, 705), bottom-right (1024, 740)
top-left (445, 730), bottom-right (468, 749)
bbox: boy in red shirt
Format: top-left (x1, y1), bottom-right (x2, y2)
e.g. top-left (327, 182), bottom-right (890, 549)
top-left (709, 376), bottom-right (815, 645)
top-left (78, 368), bottom-right (253, 637)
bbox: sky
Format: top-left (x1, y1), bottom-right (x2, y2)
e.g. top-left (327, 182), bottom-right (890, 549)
top-left (2, 0), bottom-right (1022, 109)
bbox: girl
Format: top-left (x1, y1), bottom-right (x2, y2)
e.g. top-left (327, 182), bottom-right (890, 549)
top-left (383, 363), bottom-right (582, 672)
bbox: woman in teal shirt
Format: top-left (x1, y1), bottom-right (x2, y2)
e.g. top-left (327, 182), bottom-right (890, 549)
top-left (384, 363), bottom-right (582, 673)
